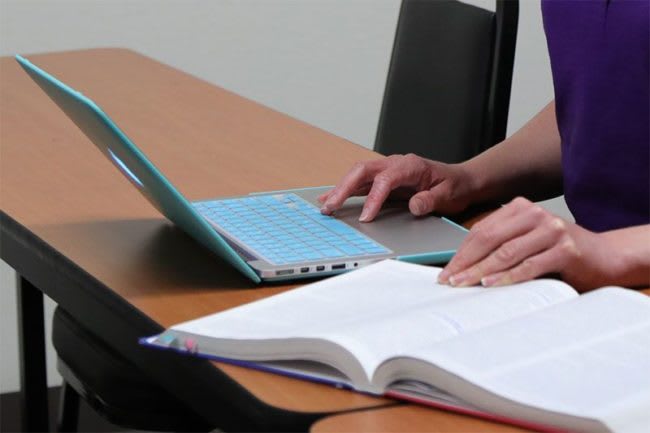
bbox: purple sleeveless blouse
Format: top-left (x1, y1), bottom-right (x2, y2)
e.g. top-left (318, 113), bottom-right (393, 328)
top-left (541, 0), bottom-right (649, 232)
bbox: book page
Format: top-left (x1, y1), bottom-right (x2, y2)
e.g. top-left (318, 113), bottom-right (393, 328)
top-left (395, 288), bottom-right (650, 433)
top-left (319, 269), bottom-right (578, 376)
top-left (169, 260), bottom-right (577, 383)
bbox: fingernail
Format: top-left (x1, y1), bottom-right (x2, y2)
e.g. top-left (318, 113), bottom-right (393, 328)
top-left (438, 270), bottom-right (450, 283)
top-left (321, 202), bottom-right (333, 214)
top-left (480, 275), bottom-right (498, 287)
top-left (359, 209), bottom-right (371, 222)
top-left (412, 198), bottom-right (425, 215)
top-left (449, 274), bottom-right (467, 287)
top-left (482, 274), bottom-right (511, 287)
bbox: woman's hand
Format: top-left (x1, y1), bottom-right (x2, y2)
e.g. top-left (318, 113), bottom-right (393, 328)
top-left (438, 197), bottom-right (648, 292)
top-left (319, 154), bottom-right (477, 222)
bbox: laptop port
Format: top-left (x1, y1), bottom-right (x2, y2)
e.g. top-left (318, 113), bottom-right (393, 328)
top-left (300, 267), bottom-right (310, 273)
top-left (276, 269), bottom-right (294, 276)
top-left (316, 265), bottom-right (325, 271)
top-left (332, 264), bottom-right (346, 270)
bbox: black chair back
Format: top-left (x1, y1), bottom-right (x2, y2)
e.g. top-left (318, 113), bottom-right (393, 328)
top-left (375, 0), bottom-right (518, 163)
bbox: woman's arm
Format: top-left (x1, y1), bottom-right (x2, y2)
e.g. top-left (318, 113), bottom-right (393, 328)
top-left (320, 101), bottom-right (564, 221)
top-left (462, 100), bottom-right (564, 205)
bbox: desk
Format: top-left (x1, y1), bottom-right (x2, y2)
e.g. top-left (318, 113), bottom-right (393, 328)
top-left (311, 405), bottom-right (531, 433)
top-left (0, 48), bottom-right (394, 431)
top-left (5, 49), bottom-right (638, 433)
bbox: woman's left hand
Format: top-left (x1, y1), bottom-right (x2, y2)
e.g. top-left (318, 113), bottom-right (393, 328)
top-left (437, 197), bottom-right (617, 292)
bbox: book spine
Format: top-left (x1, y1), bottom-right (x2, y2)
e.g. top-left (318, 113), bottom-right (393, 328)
top-left (139, 336), bottom-right (369, 394)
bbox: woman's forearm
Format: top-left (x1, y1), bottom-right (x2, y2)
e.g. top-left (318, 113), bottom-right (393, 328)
top-left (461, 101), bottom-right (564, 205)
top-left (601, 225), bottom-right (650, 289)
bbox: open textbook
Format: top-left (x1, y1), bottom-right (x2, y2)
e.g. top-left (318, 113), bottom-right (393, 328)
top-left (143, 260), bottom-right (650, 433)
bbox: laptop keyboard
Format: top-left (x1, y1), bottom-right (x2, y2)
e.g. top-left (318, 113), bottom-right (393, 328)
top-left (193, 193), bottom-right (390, 265)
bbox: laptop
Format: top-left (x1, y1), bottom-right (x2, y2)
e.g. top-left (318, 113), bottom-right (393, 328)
top-left (16, 54), bottom-right (467, 283)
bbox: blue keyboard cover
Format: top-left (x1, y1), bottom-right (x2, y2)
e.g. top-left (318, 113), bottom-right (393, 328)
top-left (193, 193), bottom-right (390, 265)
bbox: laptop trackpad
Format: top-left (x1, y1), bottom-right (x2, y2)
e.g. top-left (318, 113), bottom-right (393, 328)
top-left (295, 188), bottom-right (467, 261)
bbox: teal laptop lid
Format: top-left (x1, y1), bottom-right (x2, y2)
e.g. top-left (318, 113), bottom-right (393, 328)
top-left (15, 55), bottom-right (261, 283)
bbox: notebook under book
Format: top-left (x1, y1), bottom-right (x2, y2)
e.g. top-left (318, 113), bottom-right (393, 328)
top-left (16, 54), bottom-right (467, 283)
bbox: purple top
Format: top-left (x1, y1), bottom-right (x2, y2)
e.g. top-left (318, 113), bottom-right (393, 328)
top-left (541, 0), bottom-right (649, 232)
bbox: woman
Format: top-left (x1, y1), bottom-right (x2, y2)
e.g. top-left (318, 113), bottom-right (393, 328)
top-left (319, 0), bottom-right (649, 292)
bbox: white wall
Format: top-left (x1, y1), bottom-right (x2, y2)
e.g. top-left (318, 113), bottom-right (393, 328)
top-left (0, 0), bottom-right (561, 393)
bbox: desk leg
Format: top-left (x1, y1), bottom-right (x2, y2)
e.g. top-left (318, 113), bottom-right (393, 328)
top-left (57, 382), bottom-right (79, 432)
top-left (17, 275), bottom-right (50, 432)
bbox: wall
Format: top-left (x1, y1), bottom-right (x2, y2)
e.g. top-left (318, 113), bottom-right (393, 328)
top-left (0, 0), bottom-right (561, 393)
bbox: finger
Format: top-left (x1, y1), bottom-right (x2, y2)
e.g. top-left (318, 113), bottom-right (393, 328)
top-left (466, 196), bottom-right (532, 233)
top-left (439, 198), bottom-right (542, 283)
top-left (359, 167), bottom-right (411, 222)
top-left (321, 160), bottom-right (384, 214)
top-left (390, 186), bottom-right (419, 200)
top-left (409, 174), bottom-right (472, 216)
top-left (319, 185), bottom-right (371, 204)
top-left (318, 190), bottom-right (332, 203)
top-left (446, 223), bottom-right (563, 287)
top-left (408, 187), bottom-right (444, 216)
top-left (480, 242), bottom-right (573, 287)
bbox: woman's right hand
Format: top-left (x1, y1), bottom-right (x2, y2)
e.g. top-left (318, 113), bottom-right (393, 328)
top-left (319, 153), bottom-right (478, 222)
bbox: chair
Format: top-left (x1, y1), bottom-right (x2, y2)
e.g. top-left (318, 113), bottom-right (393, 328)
top-left (52, 307), bottom-right (212, 432)
top-left (375, 0), bottom-right (518, 163)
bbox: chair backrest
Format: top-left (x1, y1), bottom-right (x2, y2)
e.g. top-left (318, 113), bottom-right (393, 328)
top-left (374, 0), bottom-right (518, 163)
